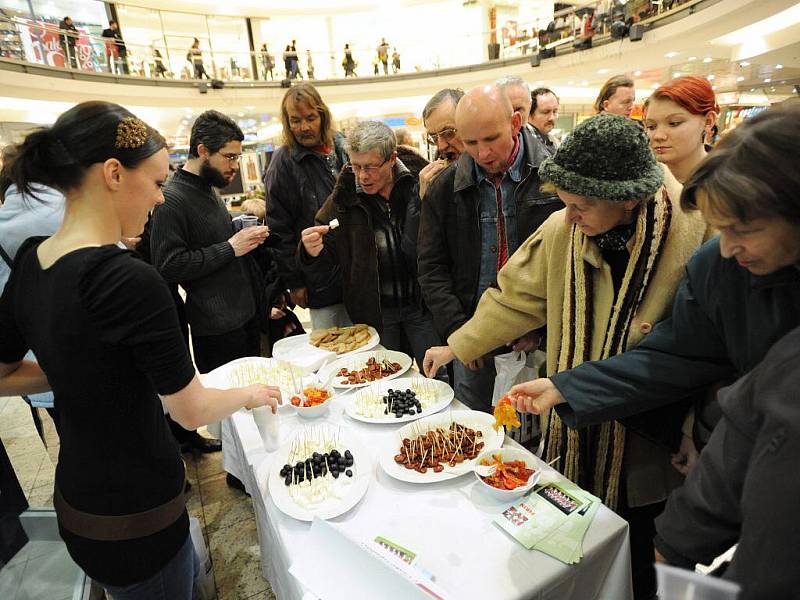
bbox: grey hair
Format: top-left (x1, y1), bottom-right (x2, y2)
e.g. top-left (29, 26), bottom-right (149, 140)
top-left (422, 88), bottom-right (464, 124)
top-left (345, 120), bottom-right (396, 161)
top-left (495, 75), bottom-right (530, 96)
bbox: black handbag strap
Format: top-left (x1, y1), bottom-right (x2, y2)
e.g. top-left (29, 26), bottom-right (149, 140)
top-left (0, 242), bottom-right (13, 268)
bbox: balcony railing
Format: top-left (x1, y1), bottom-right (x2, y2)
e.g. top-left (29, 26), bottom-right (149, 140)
top-left (0, 0), bottom-right (702, 84)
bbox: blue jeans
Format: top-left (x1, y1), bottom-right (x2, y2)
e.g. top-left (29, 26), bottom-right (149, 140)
top-left (100, 533), bottom-right (200, 600)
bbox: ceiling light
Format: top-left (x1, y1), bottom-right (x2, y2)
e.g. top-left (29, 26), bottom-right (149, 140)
top-left (736, 76), bottom-right (745, 82)
top-left (764, 78), bottom-right (771, 83)
top-left (707, 74), bottom-right (715, 81)
top-left (739, 61), bottom-right (750, 67)
top-left (775, 64), bottom-right (783, 69)
top-left (633, 70), bottom-right (642, 76)
top-left (238, 112), bottom-right (245, 117)
top-left (703, 57), bottom-right (712, 63)
top-left (664, 51), bottom-right (679, 58)
top-left (567, 80), bottom-right (575, 85)
top-left (771, 87), bottom-right (776, 91)
top-left (688, 56), bottom-right (697, 61)
top-left (750, 88), bottom-right (755, 91)
top-left (651, 83), bottom-right (660, 89)
top-left (597, 68), bottom-right (609, 74)
top-left (580, 80), bottom-right (588, 86)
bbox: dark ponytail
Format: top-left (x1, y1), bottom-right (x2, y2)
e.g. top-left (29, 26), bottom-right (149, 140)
top-left (2, 101), bottom-right (166, 200)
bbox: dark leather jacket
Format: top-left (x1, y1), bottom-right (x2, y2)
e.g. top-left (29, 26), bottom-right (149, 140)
top-left (263, 132), bottom-right (348, 308)
top-left (298, 159), bottom-right (422, 332)
top-left (417, 126), bottom-right (563, 339)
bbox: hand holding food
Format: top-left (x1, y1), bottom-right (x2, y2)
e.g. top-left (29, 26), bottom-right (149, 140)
top-left (493, 396), bottom-right (521, 431)
top-left (506, 379), bottom-right (566, 415)
top-left (300, 224), bottom-right (330, 257)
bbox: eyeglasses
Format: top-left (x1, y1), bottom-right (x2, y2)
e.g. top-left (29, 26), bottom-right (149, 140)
top-left (218, 152), bottom-right (242, 163)
top-left (349, 158), bottom-right (388, 175)
top-left (426, 127), bottom-right (458, 145)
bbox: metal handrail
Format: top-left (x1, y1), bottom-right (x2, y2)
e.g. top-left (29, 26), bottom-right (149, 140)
top-left (0, 1), bottom-right (701, 83)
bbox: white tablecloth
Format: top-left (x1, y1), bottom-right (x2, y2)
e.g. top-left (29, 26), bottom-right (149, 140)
top-left (223, 376), bottom-right (633, 600)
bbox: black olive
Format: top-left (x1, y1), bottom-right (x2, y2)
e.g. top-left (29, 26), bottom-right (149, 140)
top-left (344, 450), bottom-right (352, 459)
top-left (345, 458), bottom-right (353, 467)
top-left (284, 475), bottom-right (292, 486)
top-left (332, 470), bottom-right (340, 478)
top-left (345, 469), bottom-right (353, 477)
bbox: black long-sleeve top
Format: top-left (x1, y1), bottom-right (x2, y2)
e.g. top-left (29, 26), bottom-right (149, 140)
top-left (150, 168), bottom-right (255, 336)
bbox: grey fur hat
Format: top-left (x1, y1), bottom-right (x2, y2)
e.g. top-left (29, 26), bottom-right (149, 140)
top-left (538, 112), bottom-right (663, 201)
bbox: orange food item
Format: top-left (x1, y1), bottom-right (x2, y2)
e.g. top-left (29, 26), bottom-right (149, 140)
top-left (299, 386), bottom-right (331, 407)
top-left (480, 453), bottom-right (535, 490)
top-left (291, 395), bottom-right (302, 406)
top-left (493, 396), bottom-right (521, 431)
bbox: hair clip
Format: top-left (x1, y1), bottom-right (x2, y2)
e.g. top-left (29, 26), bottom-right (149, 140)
top-left (115, 117), bottom-right (148, 150)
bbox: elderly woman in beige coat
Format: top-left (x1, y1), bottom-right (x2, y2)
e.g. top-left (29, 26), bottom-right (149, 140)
top-left (423, 112), bottom-right (712, 600)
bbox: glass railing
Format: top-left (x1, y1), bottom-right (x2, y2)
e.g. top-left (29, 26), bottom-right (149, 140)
top-left (0, 1), bottom-right (698, 83)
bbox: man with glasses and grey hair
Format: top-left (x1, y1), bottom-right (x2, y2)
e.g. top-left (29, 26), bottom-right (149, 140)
top-left (418, 84), bottom-right (561, 413)
top-left (418, 88), bottom-right (465, 199)
top-left (299, 121), bottom-right (442, 371)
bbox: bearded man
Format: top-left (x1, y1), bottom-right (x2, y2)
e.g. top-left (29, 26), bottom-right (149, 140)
top-left (150, 110), bottom-right (269, 489)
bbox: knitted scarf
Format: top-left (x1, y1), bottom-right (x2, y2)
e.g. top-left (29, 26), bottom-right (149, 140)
top-left (544, 190), bottom-right (673, 511)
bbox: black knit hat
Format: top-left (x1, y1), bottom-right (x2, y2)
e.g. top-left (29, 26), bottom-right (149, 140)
top-left (538, 112), bottom-right (663, 201)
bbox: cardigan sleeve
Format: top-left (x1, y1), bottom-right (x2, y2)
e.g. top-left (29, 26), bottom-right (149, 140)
top-left (448, 225), bottom-right (549, 363)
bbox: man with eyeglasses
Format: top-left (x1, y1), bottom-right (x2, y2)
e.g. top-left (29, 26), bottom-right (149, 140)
top-left (264, 83), bottom-right (350, 330)
top-left (299, 121), bottom-right (442, 371)
top-left (150, 111), bottom-right (268, 487)
top-left (418, 88), bottom-right (465, 200)
top-left (418, 85), bottom-right (562, 413)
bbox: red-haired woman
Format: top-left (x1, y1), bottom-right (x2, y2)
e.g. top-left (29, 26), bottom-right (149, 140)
top-left (644, 75), bottom-right (719, 183)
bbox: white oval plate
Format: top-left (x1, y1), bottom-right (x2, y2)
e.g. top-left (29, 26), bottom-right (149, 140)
top-left (319, 350), bottom-right (413, 389)
top-left (267, 425), bottom-right (372, 521)
top-left (202, 356), bottom-right (305, 415)
top-left (378, 410), bottom-right (504, 484)
top-left (273, 326), bottom-right (380, 363)
top-left (345, 377), bottom-right (454, 424)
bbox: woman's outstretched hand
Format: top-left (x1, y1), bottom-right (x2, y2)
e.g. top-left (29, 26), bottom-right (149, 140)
top-left (506, 379), bottom-right (565, 414)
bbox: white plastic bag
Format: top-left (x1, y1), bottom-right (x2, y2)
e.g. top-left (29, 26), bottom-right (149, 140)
top-left (493, 350), bottom-right (546, 444)
top-left (190, 517), bottom-right (217, 600)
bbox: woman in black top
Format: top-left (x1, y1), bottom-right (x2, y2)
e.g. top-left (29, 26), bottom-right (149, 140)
top-left (0, 101), bottom-right (281, 599)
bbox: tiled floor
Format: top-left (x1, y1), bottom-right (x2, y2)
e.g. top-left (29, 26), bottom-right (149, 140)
top-left (0, 395), bottom-right (277, 600)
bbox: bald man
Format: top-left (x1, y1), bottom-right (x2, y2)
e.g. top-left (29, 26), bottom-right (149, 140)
top-left (417, 85), bottom-right (563, 413)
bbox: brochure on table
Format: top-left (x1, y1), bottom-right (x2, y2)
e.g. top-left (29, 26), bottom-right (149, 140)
top-left (494, 478), bottom-right (600, 564)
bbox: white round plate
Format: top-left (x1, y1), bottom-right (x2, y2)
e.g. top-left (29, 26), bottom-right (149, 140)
top-left (267, 425), bottom-right (372, 521)
top-left (273, 326), bottom-right (380, 363)
top-left (345, 377), bottom-right (454, 424)
top-left (319, 350), bottom-right (413, 389)
top-left (203, 356), bottom-right (305, 415)
top-left (379, 410), bottom-right (504, 484)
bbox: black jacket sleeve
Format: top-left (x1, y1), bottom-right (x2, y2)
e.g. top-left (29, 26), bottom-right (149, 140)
top-left (417, 175), bottom-right (470, 340)
top-left (149, 200), bottom-right (235, 284)
top-left (264, 151), bottom-right (306, 290)
top-left (551, 258), bottom-right (736, 429)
